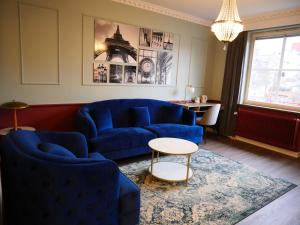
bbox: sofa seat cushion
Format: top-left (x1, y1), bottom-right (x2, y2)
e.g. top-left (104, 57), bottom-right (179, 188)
top-left (90, 127), bottom-right (157, 153)
top-left (145, 123), bottom-right (203, 143)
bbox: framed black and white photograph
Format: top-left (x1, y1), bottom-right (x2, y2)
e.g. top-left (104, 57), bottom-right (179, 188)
top-left (163, 32), bottom-right (174, 50)
top-left (156, 51), bottom-right (173, 85)
top-left (151, 30), bottom-right (164, 49)
top-left (93, 63), bottom-right (109, 83)
top-left (94, 19), bottom-right (139, 63)
top-left (138, 49), bottom-right (157, 84)
top-left (139, 28), bottom-right (151, 47)
top-left (109, 64), bottom-right (123, 83)
top-left (84, 16), bottom-right (177, 86)
top-left (124, 66), bottom-right (137, 84)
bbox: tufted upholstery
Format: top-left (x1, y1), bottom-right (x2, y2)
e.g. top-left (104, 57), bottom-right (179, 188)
top-left (0, 131), bottom-right (140, 225)
top-left (77, 99), bottom-right (203, 160)
top-left (89, 127), bottom-right (156, 155)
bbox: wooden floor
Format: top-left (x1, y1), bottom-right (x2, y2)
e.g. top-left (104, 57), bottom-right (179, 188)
top-left (203, 134), bottom-right (300, 225)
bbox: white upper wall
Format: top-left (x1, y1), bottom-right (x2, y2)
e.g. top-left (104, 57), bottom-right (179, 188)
top-left (0, 0), bottom-right (223, 105)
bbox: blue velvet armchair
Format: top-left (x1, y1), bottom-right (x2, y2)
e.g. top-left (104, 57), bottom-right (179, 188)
top-left (0, 130), bottom-right (140, 225)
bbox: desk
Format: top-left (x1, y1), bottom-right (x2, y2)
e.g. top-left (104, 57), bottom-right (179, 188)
top-left (176, 102), bottom-right (217, 113)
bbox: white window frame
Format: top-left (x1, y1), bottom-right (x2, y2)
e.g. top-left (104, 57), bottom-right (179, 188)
top-left (243, 28), bottom-right (300, 113)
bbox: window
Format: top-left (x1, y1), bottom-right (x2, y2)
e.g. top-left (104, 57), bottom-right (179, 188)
top-left (244, 29), bottom-right (300, 112)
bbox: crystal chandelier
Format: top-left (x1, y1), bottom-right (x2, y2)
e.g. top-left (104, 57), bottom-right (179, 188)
top-left (211, 0), bottom-right (243, 49)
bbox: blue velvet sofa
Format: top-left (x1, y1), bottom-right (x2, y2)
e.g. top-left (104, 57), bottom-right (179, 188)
top-left (0, 130), bottom-right (140, 225)
top-left (77, 99), bottom-right (203, 160)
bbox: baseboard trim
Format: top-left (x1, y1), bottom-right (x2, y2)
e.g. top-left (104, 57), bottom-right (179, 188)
top-left (230, 136), bottom-right (300, 158)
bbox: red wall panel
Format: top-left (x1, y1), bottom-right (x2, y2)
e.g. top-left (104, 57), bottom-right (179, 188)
top-left (0, 104), bottom-right (83, 132)
top-left (2, 103), bottom-right (299, 153)
top-left (236, 105), bottom-right (300, 152)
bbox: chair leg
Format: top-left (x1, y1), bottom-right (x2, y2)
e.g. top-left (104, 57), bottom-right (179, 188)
top-left (203, 126), bottom-right (207, 144)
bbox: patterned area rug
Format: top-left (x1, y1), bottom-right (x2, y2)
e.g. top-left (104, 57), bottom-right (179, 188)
top-left (120, 149), bottom-right (296, 225)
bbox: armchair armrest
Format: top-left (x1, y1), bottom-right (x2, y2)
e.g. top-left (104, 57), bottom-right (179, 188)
top-left (76, 107), bottom-right (98, 139)
top-left (183, 108), bottom-right (196, 125)
top-left (119, 172), bottom-right (140, 225)
top-left (37, 131), bottom-right (89, 158)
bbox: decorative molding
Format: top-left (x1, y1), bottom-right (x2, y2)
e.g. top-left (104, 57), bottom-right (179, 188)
top-left (111, 0), bottom-right (300, 31)
top-left (18, 3), bottom-right (61, 85)
top-left (111, 0), bottom-right (212, 26)
top-left (243, 7), bottom-right (300, 24)
top-left (243, 7), bottom-right (300, 30)
top-left (231, 136), bottom-right (300, 158)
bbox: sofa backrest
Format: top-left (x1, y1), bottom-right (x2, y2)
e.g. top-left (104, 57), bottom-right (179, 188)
top-left (82, 99), bottom-right (183, 128)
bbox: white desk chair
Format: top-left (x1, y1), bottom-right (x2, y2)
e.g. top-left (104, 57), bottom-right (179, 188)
top-left (196, 104), bottom-right (221, 144)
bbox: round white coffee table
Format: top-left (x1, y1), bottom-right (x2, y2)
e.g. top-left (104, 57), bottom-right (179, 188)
top-left (148, 137), bottom-right (198, 184)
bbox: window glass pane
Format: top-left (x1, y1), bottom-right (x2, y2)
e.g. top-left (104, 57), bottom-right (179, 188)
top-left (275, 71), bottom-right (300, 107)
top-left (245, 31), bottom-right (300, 110)
top-left (248, 70), bottom-right (276, 103)
top-left (251, 38), bottom-right (283, 69)
top-left (282, 36), bottom-right (300, 69)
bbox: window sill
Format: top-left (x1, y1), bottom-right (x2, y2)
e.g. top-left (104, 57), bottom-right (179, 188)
top-left (240, 102), bottom-right (300, 115)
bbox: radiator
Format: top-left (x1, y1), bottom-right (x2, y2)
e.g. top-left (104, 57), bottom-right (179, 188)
top-left (235, 106), bottom-right (300, 151)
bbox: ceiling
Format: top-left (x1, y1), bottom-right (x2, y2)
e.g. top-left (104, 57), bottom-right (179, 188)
top-left (142, 0), bottom-right (300, 20)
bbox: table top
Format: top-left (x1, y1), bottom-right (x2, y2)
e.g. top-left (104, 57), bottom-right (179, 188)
top-left (0, 126), bottom-right (36, 136)
top-left (148, 137), bottom-right (198, 155)
top-left (176, 102), bottom-right (216, 108)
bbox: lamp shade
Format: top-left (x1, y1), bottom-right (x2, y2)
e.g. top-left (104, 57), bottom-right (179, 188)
top-left (211, 0), bottom-right (243, 43)
top-left (1, 101), bottom-right (29, 109)
top-left (186, 85), bottom-right (195, 94)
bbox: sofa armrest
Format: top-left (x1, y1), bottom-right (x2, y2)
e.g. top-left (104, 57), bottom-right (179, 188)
top-left (76, 107), bottom-right (98, 139)
top-left (119, 172), bottom-right (140, 225)
top-left (37, 131), bottom-right (89, 158)
top-left (183, 108), bottom-right (196, 125)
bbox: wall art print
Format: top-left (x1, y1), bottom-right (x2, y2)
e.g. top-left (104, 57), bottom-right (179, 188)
top-left (138, 49), bottom-right (157, 84)
top-left (139, 28), bottom-right (151, 47)
top-left (151, 30), bottom-right (164, 49)
top-left (109, 64), bottom-right (123, 83)
top-left (93, 18), bottom-right (175, 86)
top-left (157, 51), bottom-right (173, 85)
top-left (93, 63), bottom-right (109, 83)
top-left (124, 65), bottom-right (137, 84)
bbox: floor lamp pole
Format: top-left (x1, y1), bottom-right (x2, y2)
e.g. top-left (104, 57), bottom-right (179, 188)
top-left (13, 109), bottom-right (18, 131)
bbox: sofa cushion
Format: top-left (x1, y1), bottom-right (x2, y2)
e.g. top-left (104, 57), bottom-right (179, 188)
top-left (91, 108), bottom-right (113, 132)
top-left (131, 107), bottom-right (150, 127)
top-left (145, 123), bottom-right (203, 143)
top-left (89, 127), bottom-right (157, 153)
top-left (161, 106), bottom-right (183, 123)
top-left (38, 143), bottom-right (76, 158)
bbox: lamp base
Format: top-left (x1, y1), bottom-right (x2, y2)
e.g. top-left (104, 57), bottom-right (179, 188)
top-left (0, 126), bottom-right (36, 136)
